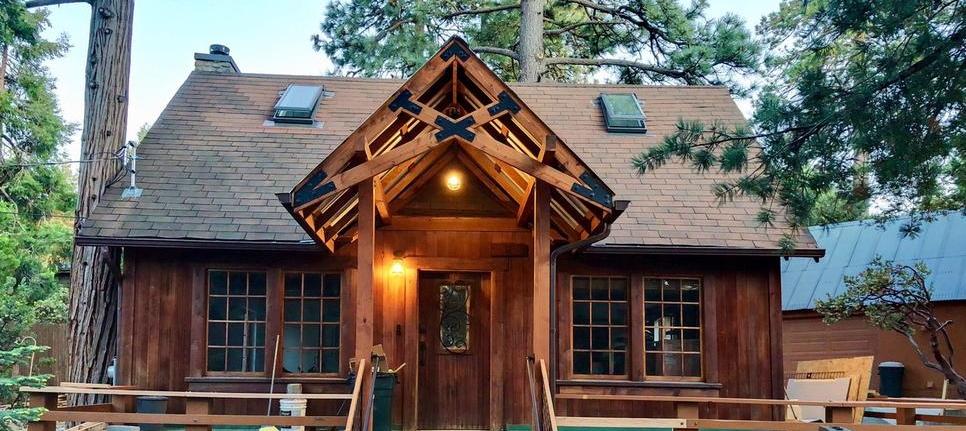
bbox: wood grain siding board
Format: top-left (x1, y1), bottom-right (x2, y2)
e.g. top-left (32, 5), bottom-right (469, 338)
top-left (554, 254), bottom-right (782, 421)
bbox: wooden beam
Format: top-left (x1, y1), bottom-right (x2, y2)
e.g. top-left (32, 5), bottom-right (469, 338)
top-left (355, 178), bottom-right (376, 430)
top-left (515, 181), bottom-right (534, 226)
top-left (385, 142), bottom-right (454, 202)
top-left (460, 134), bottom-right (612, 212)
top-left (454, 151), bottom-right (518, 211)
top-left (458, 141), bottom-right (527, 201)
top-left (533, 182), bottom-right (552, 364)
top-left (373, 181), bottom-right (391, 225)
top-left (388, 150), bottom-right (458, 212)
top-left (294, 133), bottom-right (439, 212)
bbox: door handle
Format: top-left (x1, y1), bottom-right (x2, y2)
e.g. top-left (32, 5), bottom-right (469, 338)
top-left (419, 341), bottom-right (426, 366)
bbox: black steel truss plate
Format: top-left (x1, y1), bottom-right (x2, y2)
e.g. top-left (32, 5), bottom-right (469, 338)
top-left (389, 89), bottom-right (422, 114)
top-left (571, 171), bottom-right (614, 208)
top-left (293, 170), bottom-right (335, 207)
top-left (434, 115), bottom-right (476, 142)
top-left (487, 91), bottom-right (521, 116)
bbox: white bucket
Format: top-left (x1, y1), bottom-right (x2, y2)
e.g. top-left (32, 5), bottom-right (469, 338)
top-left (278, 397), bottom-right (308, 431)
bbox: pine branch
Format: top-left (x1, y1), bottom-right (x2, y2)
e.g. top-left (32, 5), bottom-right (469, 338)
top-left (472, 46), bottom-right (519, 60)
top-left (443, 3), bottom-right (521, 19)
top-left (24, 0), bottom-right (90, 8)
top-left (543, 56), bottom-right (689, 79)
top-left (545, 20), bottom-right (619, 36)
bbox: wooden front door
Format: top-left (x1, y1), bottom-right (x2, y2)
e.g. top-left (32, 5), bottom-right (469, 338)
top-left (417, 271), bottom-right (490, 429)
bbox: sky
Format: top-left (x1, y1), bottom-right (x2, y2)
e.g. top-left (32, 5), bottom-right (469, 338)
top-left (40, 0), bottom-right (780, 161)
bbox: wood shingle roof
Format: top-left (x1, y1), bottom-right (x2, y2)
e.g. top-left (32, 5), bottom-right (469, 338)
top-left (77, 70), bottom-right (819, 255)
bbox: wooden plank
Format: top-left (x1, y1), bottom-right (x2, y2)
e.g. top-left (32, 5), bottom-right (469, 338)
top-left (345, 358), bottom-right (367, 431)
top-left (556, 417), bottom-right (686, 428)
top-left (38, 411), bottom-right (347, 427)
top-left (539, 360), bottom-right (558, 431)
top-left (552, 393), bottom-right (966, 409)
top-left (381, 216), bottom-right (526, 232)
top-left (58, 403), bottom-right (113, 412)
top-left (373, 178), bottom-right (391, 225)
top-left (687, 418), bottom-right (965, 430)
top-left (21, 387), bottom-right (352, 400)
top-left (795, 355), bottom-right (874, 422)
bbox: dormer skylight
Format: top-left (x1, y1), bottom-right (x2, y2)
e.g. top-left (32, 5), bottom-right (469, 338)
top-left (600, 93), bottom-right (646, 133)
top-left (273, 84), bottom-right (324, 124)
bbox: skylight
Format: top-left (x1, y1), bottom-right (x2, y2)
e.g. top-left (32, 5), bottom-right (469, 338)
top-left (273, 84), bottom-right (324, 124)
top-left (600, 93), bottom-right (646, 133)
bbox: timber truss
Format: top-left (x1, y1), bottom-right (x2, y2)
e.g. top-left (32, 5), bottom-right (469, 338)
top-left (284, 37), bottom-right (618, 252)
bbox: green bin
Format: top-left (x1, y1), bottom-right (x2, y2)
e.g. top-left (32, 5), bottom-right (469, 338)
top-left (349, 372), bottom-right (397, 431)
top-left (372, 372), bottom-right (398, 431)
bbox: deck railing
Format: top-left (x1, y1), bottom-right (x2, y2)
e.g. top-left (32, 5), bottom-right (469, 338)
top-left (536, 359), bottom-right (966, 430)
top-left (22, 358), bottom-right (368, 431)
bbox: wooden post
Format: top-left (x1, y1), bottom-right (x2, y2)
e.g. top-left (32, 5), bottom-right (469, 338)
top-left (28, 392), bottom-right (58, 431)
top-left (532, 181), bottom-right (551, 364)
top-left (895, 407), bottom-right (917, 425)
top-left (185, 398), bottom-right (212, 431)
top-left (356, 178), bottom-right (376, 431)
top-left (824, 406), bottom-right (855, 423)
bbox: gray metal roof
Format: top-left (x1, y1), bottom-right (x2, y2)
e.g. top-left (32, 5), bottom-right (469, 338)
top-left (781, 212), bottom-right (966, 311)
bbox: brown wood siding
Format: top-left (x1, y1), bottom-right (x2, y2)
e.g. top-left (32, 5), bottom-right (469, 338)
top-left (554, 254), bottom-right (783, 421)
top-left (783, 301), bottom-right (966, 399)
top-left (373, 224), bottom-right (535, 428)
top-left (118, 244), bottom-right (785, 423)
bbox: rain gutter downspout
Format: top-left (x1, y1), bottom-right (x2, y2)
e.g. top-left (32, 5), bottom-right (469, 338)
top-left (548, 200), bottom-right (628, 395)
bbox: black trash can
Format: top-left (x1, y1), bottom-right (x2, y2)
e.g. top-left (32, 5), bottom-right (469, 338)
top-left (879, 361), bottom-right (905, 397)
top-left (349, 372), bottom-right (397, 431)
top-left (136, 395), bottom-right (169, 431)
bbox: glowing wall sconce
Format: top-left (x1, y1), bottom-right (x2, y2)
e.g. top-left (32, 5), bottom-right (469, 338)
top-left (390, 257), bottom-right (405, 275)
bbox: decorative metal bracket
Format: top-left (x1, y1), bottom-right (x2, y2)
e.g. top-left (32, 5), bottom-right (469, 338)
top-left (293, 170), bottom-right (335, 207)
top-left (389, 89), bottom-right (422, 114)
top-left (440, 44), bottom-right (470, 61)
top-left (571, 171), bottom-right (614, 208)
top-left (434, 115), bottom-right (476, 142)
top-left (487, 91), bottom-right (521, 116)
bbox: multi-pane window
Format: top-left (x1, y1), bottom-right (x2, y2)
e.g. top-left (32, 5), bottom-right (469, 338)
top-left (207, 270), bottom-right (266, 372)
top-left (572, 276), bottom-right (629, 376)
top-left (283, 272), bottom-right (342, 374)
top-left (644, 278), bottom-right (702, 378)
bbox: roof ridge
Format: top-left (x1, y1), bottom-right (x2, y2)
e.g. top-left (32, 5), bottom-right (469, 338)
top-left (193, 70), bottom-right (730, 90)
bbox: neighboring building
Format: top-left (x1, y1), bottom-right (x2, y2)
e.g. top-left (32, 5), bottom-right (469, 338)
top-left (782, 212), bottom-right (966, 399)
top-left (76, 38), bottom-right (821, 428)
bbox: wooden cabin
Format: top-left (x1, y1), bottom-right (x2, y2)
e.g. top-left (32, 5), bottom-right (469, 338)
top-left (782, 213), bottom-right (966, 399)
top-left (76, 38), bottom-right (822, 429)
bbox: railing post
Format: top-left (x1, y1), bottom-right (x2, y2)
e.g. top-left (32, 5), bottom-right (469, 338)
top-left (185, 398), bottom-right (212, 431)
top-left (27, 392), bottom-right (57, 431)
top-left (895, 407), bottom-right (917, 425)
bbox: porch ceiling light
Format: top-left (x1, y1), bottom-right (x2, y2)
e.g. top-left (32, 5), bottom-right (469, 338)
top-left (445, 171), bottom-right (462, 191)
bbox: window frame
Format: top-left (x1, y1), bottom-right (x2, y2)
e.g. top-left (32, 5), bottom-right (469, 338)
top-left (199, 266), bottom-right (346, 378)
top-left (564, 273), bottom-right (706, 383)
top-left (642, 276), bottom-right (704, 382)
top-left (280, 271), bottom-right (344, 377)
top-left (568, 275), bottom-right (631, 380)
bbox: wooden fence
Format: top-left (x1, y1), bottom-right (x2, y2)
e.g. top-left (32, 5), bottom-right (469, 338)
top-left (531, 359), bottom-right (966, 431)
top-left (23, 359), bottom-right (368, 431)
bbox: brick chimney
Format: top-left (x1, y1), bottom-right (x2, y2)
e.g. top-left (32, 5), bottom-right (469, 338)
top-left (194, 44), bottom-right (239, 73)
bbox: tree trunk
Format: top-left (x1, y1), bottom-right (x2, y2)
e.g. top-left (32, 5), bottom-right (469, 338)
top-left (68, 0), bottom-right (133, 401)
top-left (518, 0), bottom-right (545, 82)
